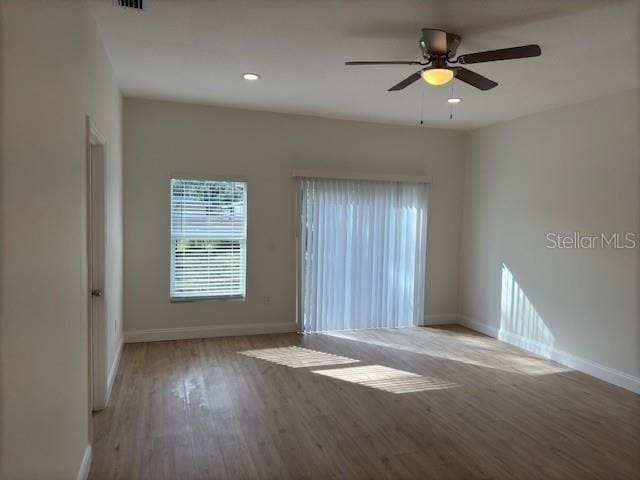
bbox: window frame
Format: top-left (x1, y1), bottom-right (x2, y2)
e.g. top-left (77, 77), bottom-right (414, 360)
top-left (169, 174), bottom-right (248, 303)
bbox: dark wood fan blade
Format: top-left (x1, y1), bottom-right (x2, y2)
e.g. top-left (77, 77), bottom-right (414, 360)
top-left (346, 61), bottom-right (422, 65)
top-left (458, 44), bottom-right (541, 64)
top-left (421, 29), bottom-right (448, 56)
top-left (388, 71), bottom-right (423, 91)
top-left (454, 67), bottom-right (498, 91)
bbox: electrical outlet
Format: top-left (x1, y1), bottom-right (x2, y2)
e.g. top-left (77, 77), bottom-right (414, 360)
top-left (263, 296), bottom-right (271, 305)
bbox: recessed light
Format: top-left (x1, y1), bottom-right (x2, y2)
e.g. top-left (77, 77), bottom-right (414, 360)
top-left (243, 73), bottom-right (260, 81)
top-left (447, 98), bottom-right (462, 104)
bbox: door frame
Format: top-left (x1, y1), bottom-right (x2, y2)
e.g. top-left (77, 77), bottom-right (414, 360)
top-left (86, 116), bottom-right (108, 425)
top-left (294, 178), bottom-right (304, 333)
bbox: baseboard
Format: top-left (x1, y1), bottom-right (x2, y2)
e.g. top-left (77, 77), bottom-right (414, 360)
top-left (550, 348), bottom-right (640, 394)
top-left (124, 321), bottom-right (297, 343)
top-left (458, 315), bottom-right (499, 338)
top-left (423, 313), bottom-right (459, 326)
top-left (77, 445), bottom-right (92, 480)
top-left (498, 329), bottom-right (554, 358)
top-left (458, 315), bottom-right (640, 394)
top-left (105, 336), bottom-right (123, 404)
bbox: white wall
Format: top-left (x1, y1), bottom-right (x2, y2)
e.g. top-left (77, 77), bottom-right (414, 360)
top-left (0, 0), bottom-right (122, 477)
top-left (459, 89), bottom-right (639, 380)
top-left (123, 98), bottom-right (465, 337)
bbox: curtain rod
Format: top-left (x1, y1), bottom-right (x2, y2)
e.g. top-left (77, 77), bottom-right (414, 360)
top-left (291, 169), bottom-right (431, 184)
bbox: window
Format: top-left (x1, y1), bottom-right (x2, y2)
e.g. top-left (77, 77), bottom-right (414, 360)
top-left (170, 178), bottom-right (247, 300)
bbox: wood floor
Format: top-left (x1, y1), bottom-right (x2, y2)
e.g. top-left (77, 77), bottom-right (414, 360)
top-left (90, 326), bottom-right (640, 480)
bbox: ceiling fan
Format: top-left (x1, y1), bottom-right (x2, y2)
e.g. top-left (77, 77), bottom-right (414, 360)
top-left (346, 28), bottom-right (541, 92)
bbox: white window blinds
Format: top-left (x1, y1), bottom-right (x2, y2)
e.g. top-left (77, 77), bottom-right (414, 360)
top-left (170, 178), bottom-right (247, 300)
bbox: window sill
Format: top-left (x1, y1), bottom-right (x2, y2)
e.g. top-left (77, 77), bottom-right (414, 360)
top-left (170, 295), bottom-right (246, 304)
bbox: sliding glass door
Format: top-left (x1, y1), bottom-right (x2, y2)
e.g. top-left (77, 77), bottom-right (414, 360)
top-left (298, 177), bottom-right (428, 333)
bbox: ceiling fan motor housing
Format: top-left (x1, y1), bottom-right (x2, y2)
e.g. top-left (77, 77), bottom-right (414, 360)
top-left (445, 33), bottom-right (461, 58)
top-left (419, 29), bottom-right (461, 59)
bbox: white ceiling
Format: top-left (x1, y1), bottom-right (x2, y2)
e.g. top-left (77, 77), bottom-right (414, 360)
top-left (89, 0), bottom-right (639, 129)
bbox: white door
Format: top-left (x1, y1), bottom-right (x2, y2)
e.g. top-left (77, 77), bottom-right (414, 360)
top-left (87, 121), bottom-right (107, 414)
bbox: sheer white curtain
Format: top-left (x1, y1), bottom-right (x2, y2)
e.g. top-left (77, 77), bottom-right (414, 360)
top-left (299, 177), bottom-right (428, 333)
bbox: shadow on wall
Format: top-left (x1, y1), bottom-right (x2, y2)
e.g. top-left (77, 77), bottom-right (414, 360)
top-left (499, 263), bottom-right (554, 357)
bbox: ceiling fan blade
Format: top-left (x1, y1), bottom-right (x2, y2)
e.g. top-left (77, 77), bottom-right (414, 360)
top-left (346, 61), bottom-right (422, 66)
top-left (457, 44), bottom-right (541, 64)
top-left (388, 71), bottom-right (423, 91)
top-left (454, 67), bottom-right (498, 91)
top-left (421, 28), bottom-right (448, 56)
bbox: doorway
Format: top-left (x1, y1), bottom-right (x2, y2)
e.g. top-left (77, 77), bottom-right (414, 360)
top-left (297, 176), bottom-right (428, 333)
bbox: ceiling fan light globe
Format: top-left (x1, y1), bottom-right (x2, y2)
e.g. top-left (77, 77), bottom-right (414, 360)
top-left (422, 68), bottom-right (453, 86)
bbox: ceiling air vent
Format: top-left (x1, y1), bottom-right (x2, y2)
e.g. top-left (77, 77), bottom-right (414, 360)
top-left (117, 0), bottom-right (143, 10)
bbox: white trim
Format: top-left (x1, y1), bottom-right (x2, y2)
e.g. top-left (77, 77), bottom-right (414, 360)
top-left (550, 349), bottom-right (640, 394)
top-left (170, 173), bottom-right (248, 183)
top-left (458, 315), bottom-right (640, 394)
top-left (77, 445), bottom-right (92, 480)
top-left (124, 321), bottom-right (297, 343)
top-left (423, 313), bottom-right (459, 326)
top-left (295, 180), bottom-right (303, 333)
top-left (458, 315), bottom-right (499, 338)
top-left (498, 329), bottom-right (554, 358)
top-left (104, 337), bottom-right (123, 405)
top-left (89, 121), bottom-right (106, 145)
top-left (291, 169), bottom-right (431, 184)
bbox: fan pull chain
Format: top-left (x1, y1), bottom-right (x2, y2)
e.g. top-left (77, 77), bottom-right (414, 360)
top-left (420, 87), bottom-right (425, 125)
top-left (450, 81), bottom-right (454, 120)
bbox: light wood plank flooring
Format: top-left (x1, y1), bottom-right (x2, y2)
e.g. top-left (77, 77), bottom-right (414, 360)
top-left (90, 326), bottom-right (640, 479)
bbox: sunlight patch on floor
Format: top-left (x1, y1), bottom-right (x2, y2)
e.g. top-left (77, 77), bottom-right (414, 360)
top-left (312, 365), bottom-right (458, 394)
top-left (238, 346), bottom-right (359, 368)
top-left (322, 329), bottom-right (570, 376)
